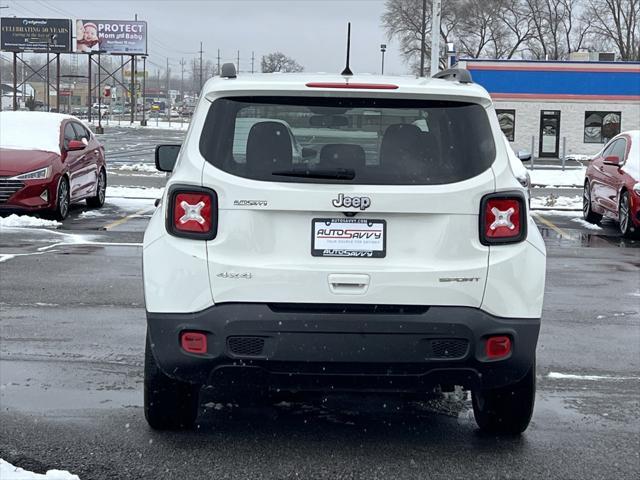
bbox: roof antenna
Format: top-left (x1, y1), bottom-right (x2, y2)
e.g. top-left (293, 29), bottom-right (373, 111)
top-left (341, 22), bottom-right (353, 76)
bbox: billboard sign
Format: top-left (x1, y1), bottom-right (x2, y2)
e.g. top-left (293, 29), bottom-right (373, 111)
top-left (1, 18), bottom-right (72, 53)
top-left (76, 20), bottom-right (147, 55)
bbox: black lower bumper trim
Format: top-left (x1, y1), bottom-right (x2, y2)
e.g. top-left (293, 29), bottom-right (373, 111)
top-left (147, 303), bottom-right (539, 392)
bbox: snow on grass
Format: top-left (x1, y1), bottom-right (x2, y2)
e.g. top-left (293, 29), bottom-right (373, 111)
top-left (530, 194), bottom-right (582, 210)
top-left (529, 167), bottom-right (586, 187)
top-left (0, 215), bottom-right (61, 228)
top-left (106, 186), bottom-right (163, 199)
top-left (571, 218), bottom-right (603, 230)
top-left (0, 459), bottom-right (80, 480)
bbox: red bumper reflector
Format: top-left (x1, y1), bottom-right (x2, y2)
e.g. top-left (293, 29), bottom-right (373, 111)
top-left (180, 331), bottom-right (207, 354)
top-left (486, 336), bottom-right (512, 359)
top-left (305, 82), bottom-right (399, 90)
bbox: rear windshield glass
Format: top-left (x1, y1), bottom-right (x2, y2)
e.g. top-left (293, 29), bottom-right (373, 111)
top-left (199, 96), bottom-right (495, 185)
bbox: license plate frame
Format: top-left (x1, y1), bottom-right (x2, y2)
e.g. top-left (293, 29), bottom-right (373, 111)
top-left (311, 218), bottom-right (386, 258)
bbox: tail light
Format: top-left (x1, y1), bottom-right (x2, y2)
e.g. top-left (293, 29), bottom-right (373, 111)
top-left (166, 185), bottom-right (218, 240)
top-left (486, 335), bottom-right (512, 359)
top-left (180, 331), bottom-right (208, 354)
top-left (479, 192), bottom-right (527, 245)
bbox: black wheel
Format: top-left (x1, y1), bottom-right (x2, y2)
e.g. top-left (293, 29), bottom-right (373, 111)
top-left (583, 181), bottom-right (602, 224)
top-left (472, 364), bottom-right (536, 435)
top-left (86, 168), bottom-right (106, 208)
top-left (53, 176), bottom-right (70, 221)
top-left (144, 333), bottom-right (200, 430)
top-left (619, 191), bottom-right (636, 238)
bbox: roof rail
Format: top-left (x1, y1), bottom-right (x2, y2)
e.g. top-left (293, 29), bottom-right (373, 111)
top-left (221, 63), bottom-right (237, 79)
top-left (432, 68), bottom-right (473, 84)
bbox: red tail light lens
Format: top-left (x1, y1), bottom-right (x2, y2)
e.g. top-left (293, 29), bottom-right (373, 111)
top-left (486, 335), bottom-right (512, 359)
top-left (174, 193), bottom-right (211, 233)
top-left (181, 331), bottom-right (208, 354)
top-left (166, 186), bottom-right (218, 240)
top-left (480, 192), bottom-right (527, 245)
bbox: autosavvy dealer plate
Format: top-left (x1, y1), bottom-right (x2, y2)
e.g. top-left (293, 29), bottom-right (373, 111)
top-left (312, 218), bottom-right (386, 258)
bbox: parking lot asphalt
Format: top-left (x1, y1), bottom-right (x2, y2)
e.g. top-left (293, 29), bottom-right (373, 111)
top-left (1, 127), bottom-right (638, 480)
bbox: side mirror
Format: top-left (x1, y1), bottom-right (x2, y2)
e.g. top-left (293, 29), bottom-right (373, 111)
top-left (155, 144), bottom-right (181, 172)
top-left (67, 139), bottom-right (86, 151)
top-left (603, 155), bottom-right (621, 166)
top-left (517, 150), bottom-right (532, 161)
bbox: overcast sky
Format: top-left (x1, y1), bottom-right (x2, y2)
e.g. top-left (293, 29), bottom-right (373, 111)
top-left (2, 0), bottom-right (409, 76)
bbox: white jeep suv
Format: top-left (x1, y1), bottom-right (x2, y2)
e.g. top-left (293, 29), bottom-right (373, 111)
top-left (143, 67), bottom-right (546, 434)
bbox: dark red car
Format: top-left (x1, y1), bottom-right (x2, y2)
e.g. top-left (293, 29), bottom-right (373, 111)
top-left (583, 130), bottom-right (640, 237)
top-left (0, 112), bottom-right (106, 220)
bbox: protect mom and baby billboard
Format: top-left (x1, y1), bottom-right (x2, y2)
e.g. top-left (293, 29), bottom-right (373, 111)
top-left (76, 20), bottom-right (147, 54)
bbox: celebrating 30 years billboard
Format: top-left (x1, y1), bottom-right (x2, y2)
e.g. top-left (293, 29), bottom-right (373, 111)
top-left (0, 18), bottom-right (72, 53)
top-left (76, 20), bottom-right (147, 54)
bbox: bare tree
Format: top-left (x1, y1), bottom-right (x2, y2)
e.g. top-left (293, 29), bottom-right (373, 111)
top-left (495, 0), bottom-right (535, 58)
top-left (382, 0), bottom-right (429, 74)
top-left (260, 52), bottom-right (304, 73)
top-left (587, 0), bottom-right (640, 60)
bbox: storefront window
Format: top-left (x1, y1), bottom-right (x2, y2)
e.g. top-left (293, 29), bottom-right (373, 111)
top-left (584, 112), bottom-right (621, 143)
top-left (496, 110), bottom-right (515, 141)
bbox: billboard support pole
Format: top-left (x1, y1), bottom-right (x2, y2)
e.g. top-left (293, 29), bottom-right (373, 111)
top-left (56, 53), bottom-right (61, 112)
top-left (130, 55), bottom-right (135, 124)
top-left (87, 53), bottom-right (93, 123)
top-left (46, 43), bottom-right (50, 111)
top-left (12, 52), bottom-right (18, 111)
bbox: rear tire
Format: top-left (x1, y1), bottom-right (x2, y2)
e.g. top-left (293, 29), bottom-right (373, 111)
top-left (144, 333), bottom-right (200, 430)
top-left (86, 168), bottom-right (106, 208)
top-left (583, 181), bottom-right (602, 224)
top-left (619, 191), bottom-right (637, 238)
top-left (472, 363), bottom-right (536, 435)
top-left (52, 176), bottom-right (70, 221)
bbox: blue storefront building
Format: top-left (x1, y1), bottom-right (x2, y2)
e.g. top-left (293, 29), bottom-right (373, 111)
top-left (457, 59), bottom-right (640, 159)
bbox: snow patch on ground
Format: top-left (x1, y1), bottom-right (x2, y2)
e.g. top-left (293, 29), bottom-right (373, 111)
top-left (0, 215), bottom-right (61, 228)
top-left (530, 195), bottom-right (582, 210)
top-left (571, 218), bottom-right (602, 230)
top-left (78, 210), bottom-right (106, 218)
top-left (109, 162), bottom-right (159, 173)
top-left (529, 167), bottom-right (586, 187)
top-left (531, 209), bottom-right (582, 217)
top-left (0, 459), bottom-right (80, 480)
top-left (106, 186), bottom-right (163, 199)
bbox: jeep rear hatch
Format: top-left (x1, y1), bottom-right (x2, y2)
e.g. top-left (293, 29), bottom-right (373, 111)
top-left (198, 95), bottom-right (496, 307)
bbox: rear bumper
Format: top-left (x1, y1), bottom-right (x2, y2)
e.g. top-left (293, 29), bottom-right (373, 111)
top-left (146, 304), bottom-right (540, 393)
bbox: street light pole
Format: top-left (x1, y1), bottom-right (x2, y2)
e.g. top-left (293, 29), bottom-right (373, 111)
top-left (46, 39), bottom-right (50, 111)
top-left (96, 50), bottom-right (104, 133)
top-left (141, 55), bottom-right (147, 126)
top-left (380, 44), bottom-right (386, 75)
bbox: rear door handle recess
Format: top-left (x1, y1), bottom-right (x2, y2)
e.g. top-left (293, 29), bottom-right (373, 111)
top-left (328, 274), bottom-right (370, 295)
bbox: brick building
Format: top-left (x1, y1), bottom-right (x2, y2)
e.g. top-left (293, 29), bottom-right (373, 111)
top-left (457, 59), bottom-right (640, 159)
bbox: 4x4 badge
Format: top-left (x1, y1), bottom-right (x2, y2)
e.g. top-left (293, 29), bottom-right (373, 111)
top-left (332, 193), bottom-right (371, 210)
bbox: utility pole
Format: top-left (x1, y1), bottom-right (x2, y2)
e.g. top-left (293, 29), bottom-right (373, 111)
top-left (199, 41), bottom-right (203, 92)
top-left (217, 49), bottom-right (221, 76)
top-left (420, 0), bottom-right (427, 77)
top-left (237, 50), bottom-right (240, 74)
top-left (251, 51), bottom-right (255, 74)
top-left (430, 0), bottom-right (442, 76)
top-left (179, 57), bottom-right (185, 101)
top-left (166, 57), bottom-right (170, 105)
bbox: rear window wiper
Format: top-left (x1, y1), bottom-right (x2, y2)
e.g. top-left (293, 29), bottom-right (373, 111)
top-left (272, 168), bottom-right (356, 180)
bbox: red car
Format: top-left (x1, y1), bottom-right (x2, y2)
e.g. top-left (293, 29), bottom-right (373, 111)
top-left (0, 112), bottom-right (106, 220)
top-left (583, 130), bottom-right (640, 237)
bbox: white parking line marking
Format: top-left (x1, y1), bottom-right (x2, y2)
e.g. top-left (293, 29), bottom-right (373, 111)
top-left (547, 372), bottom-right (640, 381)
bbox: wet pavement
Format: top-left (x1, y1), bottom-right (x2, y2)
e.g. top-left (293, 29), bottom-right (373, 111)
top-left (1, 126), bottom-right (638, 479)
